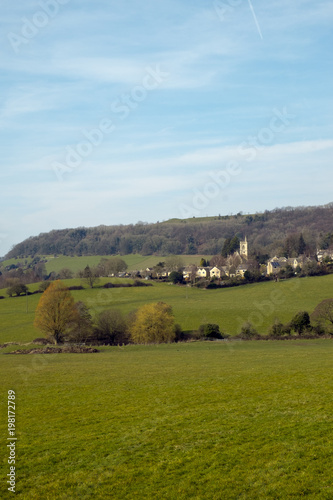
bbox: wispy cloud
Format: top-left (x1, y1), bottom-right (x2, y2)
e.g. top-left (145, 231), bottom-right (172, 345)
top-left (0, 1), bottom-right (332, 255)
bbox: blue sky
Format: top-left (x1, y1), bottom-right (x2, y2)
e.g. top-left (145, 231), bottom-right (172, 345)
top-left (1, 0), bottom-right (332, 256)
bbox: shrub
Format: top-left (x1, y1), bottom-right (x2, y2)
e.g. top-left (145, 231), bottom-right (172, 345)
top-left (130, 302), bottom-right (176, 344)
top-left (39, 281), bottom-right (51, 292)
top-left (311, 322), bottom-right (326, 337)
top-left (168, 271), bottom-right (183, 284)
top-left (7, 283), bottom-right (28, 297)
top-left (174, 324), bottom-right (185, 342)
top-left (133, 279), bottom-right (150, 287)
top-left (311, 298), bottom-right (333, 328)
top-left (93, 309), bottom-right (129, 345)
top-left (268, 319), bottom-right (291, 338)
top-left (206, 283), bottom-right (218, 289)
top-left (290, 311), bottom-right (311, 335)
top-left (103, 282), bottom-right (114, 288)
top-left (198, 323), bottom-right (223, 339)
top-left (237, 321), bottom-right (259, 339)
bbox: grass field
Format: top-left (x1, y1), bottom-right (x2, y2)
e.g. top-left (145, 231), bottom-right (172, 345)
top-left (0, 254), bottom-right (212, 275)
top-left (0, 274), bottom-right (333, 344)
top-left (0, 341), bottom-right (332, 499)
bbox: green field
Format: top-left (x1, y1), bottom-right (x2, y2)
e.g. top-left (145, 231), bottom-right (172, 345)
top-left (0, 254), bottom-right (212, 275)
top-left (0, 341), bottom-right (332, 499)
top-left (1, 274), bottom-right (333, 344)
top-left (1, 274), bottom-right (333, 498)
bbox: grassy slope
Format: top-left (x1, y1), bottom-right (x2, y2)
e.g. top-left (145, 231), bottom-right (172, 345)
top-left (0, 254), bottom-right (212, 274)
top-left (0, 341), bottom-right (332, 499)
top-left (1, 274), bottom-right (333, 344)
top-left (44, 254), bottom-right (212, 274)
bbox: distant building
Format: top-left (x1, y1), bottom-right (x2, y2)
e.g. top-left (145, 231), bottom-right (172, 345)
top-left (239, 237), bottom-right (248, 260)
top-left (317, 249), bottom-right (333, 262)
top-left (196, 267), bottom-right (211, 278)
top-left (236, 264), bottom-right (248, 277)
top-left (209, 266), bottom-right (225, 279)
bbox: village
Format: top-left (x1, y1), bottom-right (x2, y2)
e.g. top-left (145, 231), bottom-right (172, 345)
top-left (124, 238), bottom-right (333, 283)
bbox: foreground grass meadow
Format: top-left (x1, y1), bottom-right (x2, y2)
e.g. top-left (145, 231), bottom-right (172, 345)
top-left (1, 274), bottom-right (332, 498)
top-left (1, 341), bottom-right (333, 499)
top-left (1, 274), bottom-right (333, 343)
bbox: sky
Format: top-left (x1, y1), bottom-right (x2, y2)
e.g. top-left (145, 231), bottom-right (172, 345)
top-left (0, 0), bottom-right (332, 256)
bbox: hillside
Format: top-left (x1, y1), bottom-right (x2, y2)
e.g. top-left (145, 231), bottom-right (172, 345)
top-left (1, 274), bottom-right (333, 342)
top-left (5, 203), bottom-right (333, 259)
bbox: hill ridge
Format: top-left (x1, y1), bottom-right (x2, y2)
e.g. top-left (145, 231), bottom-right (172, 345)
top-left (6, 202), bottom-right (333, 259)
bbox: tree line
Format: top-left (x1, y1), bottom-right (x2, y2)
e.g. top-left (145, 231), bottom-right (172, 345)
top-left (4, 203), bottom-right (333, 259)
top-left (33, 281), bottom-right (179, 345)
top-left (33, 281), bottom-right (333, 346)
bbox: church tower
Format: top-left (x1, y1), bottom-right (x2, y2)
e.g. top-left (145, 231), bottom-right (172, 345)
top-left (240, 236), bottom-right (248, 260)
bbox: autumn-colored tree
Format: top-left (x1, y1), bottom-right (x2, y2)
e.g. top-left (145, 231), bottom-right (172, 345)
top-left (130, 302), bottom-right (176, 344)
top-left (34, 280), bottom-right (78, 344)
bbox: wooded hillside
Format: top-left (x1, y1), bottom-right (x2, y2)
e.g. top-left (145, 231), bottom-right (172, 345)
top-left (6, 203), bottom-right (333, 259)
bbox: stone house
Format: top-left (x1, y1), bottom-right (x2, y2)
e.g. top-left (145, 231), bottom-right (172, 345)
top-left (317, 249), bottom-right (333, 262)
top-left (196, 267), bottom-right (211, 278)
top-left (209, 266), bottom-right (225, 279)
top-left (236, 264), bottom-right (248, 277)
top-left (267, 258), bottom-right (285, 275)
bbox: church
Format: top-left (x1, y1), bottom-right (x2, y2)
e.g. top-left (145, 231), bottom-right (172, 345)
top-left (239, 237), bottom-right (248, 260)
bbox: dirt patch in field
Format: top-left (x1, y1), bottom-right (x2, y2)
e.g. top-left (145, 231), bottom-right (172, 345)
top-left (5, 346), bottom-right (99, 354)
top-left (0, 342), bottom-right (20, 349)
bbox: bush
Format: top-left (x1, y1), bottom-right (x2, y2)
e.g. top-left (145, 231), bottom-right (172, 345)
top-left (130, 302), bottom-right (176, 344)
top-left (290, 311), bottom-right (311, 335)
top-left (174, 324), bottom-right (185, 342)
top-left (206, 283), bottom-right (218, 289)
top-left (311, 322), bottom-right (326, 337)
top-left (168, 271), bottom-right (183, 284)
top-left (133, 279), bottom-right (151, 287)
top-left (102, 280), bottom-right (152, 289)
top-left (268, 319), bottom-right (291, 338)
top-left (195, 279), bottom-right (210, 288)
top-left (93, 309), bottom-right (129, 345)
top-left (39, 281), bottom-right (51, 292)
top-left (198, 323), bottom-right (223, 339)
top-left (237, 321), bottom-right (259, 339)
top-left (7, 283), bottom-right (28, 297)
